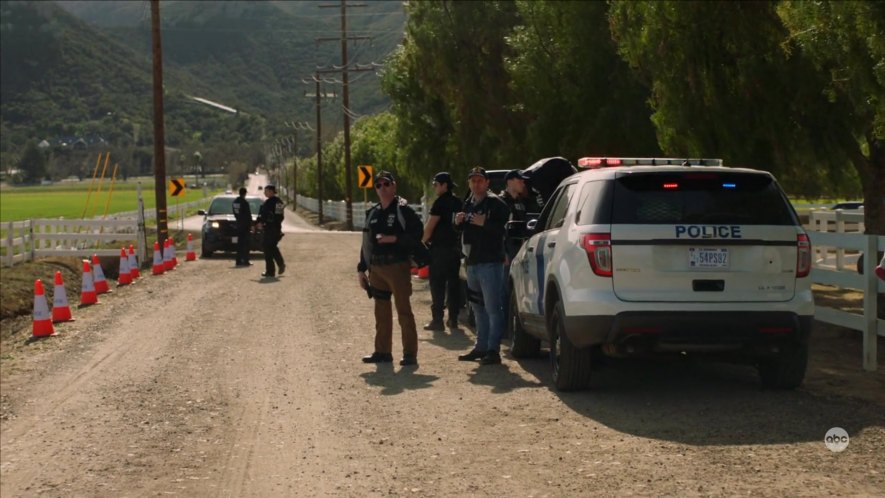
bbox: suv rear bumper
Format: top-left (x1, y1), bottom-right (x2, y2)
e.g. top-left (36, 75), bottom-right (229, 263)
top-left (563, 312), bottom-right (812, 355)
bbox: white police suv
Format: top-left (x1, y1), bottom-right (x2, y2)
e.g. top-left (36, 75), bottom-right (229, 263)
top-left (508, 157), bottom-right (814, 391)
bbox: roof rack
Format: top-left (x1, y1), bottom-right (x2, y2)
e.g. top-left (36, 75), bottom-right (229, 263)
top-left (577, 157), bottom-right (724, 168)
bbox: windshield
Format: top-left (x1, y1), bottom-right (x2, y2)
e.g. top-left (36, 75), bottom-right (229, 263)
top-left (207, 197), bottom-right (262, 215)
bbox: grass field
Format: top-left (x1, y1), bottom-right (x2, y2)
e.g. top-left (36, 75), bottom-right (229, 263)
top-left (0, 177), bottom-right (226, 222)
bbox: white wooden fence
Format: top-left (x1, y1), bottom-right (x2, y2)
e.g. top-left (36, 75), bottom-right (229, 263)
top-left (808, 209), bottom-right (883, 371)
top-left (3, 218), bottom-right (144, 267)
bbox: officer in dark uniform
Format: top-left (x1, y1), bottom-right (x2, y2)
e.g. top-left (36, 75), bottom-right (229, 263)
top-left (421, 172), bottom-right (464, 331)
top-left (232, 187), bottom-right (253, 267)
top-left (500, 169), bottom-right (542, 326)
top-left (256, 184), bottom-right (285, 278)
top-left (357, 171), bottom-right (423, 367)
top-left (454, 167), bottom-right (511, 365)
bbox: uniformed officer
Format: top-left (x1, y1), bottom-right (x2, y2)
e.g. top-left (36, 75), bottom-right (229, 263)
top-left (421, 172), bottom-right (464, 331)
top-left (232, 187), bottom-right (253, 267)
top-left (500, 169), bottom-right (542, 326)
top-left (357, 171), bottom-right (423, 367)
top-left (256, 184), bottom-right (285, 278)
top-left (454, 167), bottom-right (511, 365)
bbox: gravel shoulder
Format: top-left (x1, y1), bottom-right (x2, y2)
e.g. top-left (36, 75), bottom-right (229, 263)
top-left (1, 210), bottom-right (883, 497)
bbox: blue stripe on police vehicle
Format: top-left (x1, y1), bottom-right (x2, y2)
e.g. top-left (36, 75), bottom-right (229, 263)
top-left (535, 233), bottom-right (547, 314)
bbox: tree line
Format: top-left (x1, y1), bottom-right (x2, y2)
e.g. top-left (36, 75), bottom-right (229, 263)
top-left (291, 1), bottom-right (882, 233)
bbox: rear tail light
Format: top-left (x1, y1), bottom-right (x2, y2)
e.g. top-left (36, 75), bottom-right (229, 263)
top-left (581, 233), bottom-right (612, 277)
top-left (796, 233), bottom-right (811, 278)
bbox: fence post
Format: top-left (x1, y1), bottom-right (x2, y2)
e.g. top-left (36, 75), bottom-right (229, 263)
top-left (28, 219), bottom-right (35, 263)
top-left (835, 210), bottom-right (846, 270)
top-left (5, 221), bottom-right (12, 267)
top-left (862, 234), bottom-right (878, 372)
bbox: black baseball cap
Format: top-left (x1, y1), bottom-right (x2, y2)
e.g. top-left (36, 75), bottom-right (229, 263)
top-left (504, 169), bottom-right (529, 181)
top-left (432, 172), bottom-right (456, 188)
top-left (375, 170), bottom-right (395, 183)
top-left (467, 166), bottom-right (488, 179)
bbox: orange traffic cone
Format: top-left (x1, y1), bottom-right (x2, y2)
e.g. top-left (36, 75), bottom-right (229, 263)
top-left (152, 241), bottom-right (165, 275)
top-left (128, 244), bottom-right (140, 279)
top-left (80, 260), bottom-right (98, 306)
top-left (417, 266), bottom-right (430, 279)
top-left (185, 233), bottom-right (196, 261)
top-left (163, 239), bottom-right (174, 271)
top-left (118, 248), bottom-right (132, 286)
top-left (33, 279), bottom-right (56, 337)
top-left (170, 238), bottom-right (178, 268)
top-left (91, 254), bottom-right (110, 294)
top-left (51, 271), bottom-right (73, 323)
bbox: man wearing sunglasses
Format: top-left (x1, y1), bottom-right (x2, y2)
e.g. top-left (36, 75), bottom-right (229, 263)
top-left (357, 171), bottom-right (424, 367)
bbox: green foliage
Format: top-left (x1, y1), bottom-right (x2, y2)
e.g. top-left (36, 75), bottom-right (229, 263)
top-left (17, 140), bottom-right (47, 184)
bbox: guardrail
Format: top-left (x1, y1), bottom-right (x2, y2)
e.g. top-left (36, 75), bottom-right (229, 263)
top-left (296, 195), bottom-right (428, 229)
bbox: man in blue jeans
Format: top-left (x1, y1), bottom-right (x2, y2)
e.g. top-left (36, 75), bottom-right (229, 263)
top-left (454, 167), bottom-right (511, 365)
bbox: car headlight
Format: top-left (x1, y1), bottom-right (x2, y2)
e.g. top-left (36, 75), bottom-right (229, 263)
top-left (210, 221), bottom-right (220, 228)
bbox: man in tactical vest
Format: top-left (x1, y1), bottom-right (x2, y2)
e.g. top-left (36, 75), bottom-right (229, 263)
top-left (256, 184), bottom-right (285, 278)
top-left (357, 171), bottom-right (423, 367)
top-left (500, 169), bottom-right (542, 326)
top-left (232, 187), bottom-right (253, 267)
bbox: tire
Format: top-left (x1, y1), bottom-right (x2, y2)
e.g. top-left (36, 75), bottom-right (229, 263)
top-left (548, 301), bottom-right (593, 391)
top-left (509, 291), bottom-right (540, 358)
top-left (201, 248), bottom-right (213, 258)
top-left (758, 342), bottom-right (808, 389)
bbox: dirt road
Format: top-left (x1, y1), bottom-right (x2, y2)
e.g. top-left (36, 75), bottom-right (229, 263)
top-left (1, 210), bottom-right (883, 497)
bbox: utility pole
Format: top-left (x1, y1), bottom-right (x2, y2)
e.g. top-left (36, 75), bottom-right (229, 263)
top-left (318, 0), bottom-right (368, 231)
top-left (285, 121), bottom-right (312, 212)
top-left (150, 0), bottom-right (168, 244)
top-left (304, 76), bottom-right (337, 225)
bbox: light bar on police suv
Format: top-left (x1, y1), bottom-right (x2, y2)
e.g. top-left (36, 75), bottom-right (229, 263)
top-left (577, 157), bottom-right (724, 168)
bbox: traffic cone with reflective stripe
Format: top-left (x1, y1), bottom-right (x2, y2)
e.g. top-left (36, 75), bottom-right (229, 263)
top-left (186, 233), bottom-right (196, 261)
top-left (80, 260), bottom-right (98, 306)
top-left (33, 279), bottom-right (56, 337)
top-left (91, 254), bottom-right (110, 294)
top-left (128, 244), bottom-right (140, 279)
top-left (51, 271), bottom-right (73, 323)
top-left (170, 238), bottom-right (178, 268)
top-left (152, 241), bottom-right (165, 275)
top-left (118, 248), bottom-right (132, 286)
top-left (163, 239), bottom-right (174, 271)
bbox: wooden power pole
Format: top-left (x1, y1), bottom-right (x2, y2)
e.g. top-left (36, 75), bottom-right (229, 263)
top-left (150, 0), bottom-right (168, 243)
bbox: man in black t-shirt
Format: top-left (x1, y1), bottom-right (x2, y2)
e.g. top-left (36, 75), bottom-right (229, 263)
top-left (421, 172), bottom-right (464, 331)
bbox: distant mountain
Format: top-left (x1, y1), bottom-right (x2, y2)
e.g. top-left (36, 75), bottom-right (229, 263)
top-left (57, 0), bottom-right (406, 127)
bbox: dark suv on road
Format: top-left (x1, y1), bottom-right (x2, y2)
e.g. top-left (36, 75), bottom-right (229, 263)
top-left (198, 195), bottom-right (264, 257)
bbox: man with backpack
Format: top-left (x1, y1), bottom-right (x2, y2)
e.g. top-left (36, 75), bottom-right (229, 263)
top-left (357, 171), bottom-right (424, 367)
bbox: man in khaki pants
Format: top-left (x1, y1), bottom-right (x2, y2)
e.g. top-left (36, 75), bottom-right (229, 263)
top-left (357, 171), bottom-right (424, 366)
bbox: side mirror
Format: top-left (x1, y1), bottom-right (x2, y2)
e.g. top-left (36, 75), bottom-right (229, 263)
top-left (526, 219), bottom-right (539, 233)
top-left (505, 220), bottom-right (527, 239)
top-left (197, 209), bottom-right (206, 216)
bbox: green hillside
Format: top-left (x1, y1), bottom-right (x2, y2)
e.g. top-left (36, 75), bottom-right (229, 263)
top-left (57, 0), bottom-right (406, 133)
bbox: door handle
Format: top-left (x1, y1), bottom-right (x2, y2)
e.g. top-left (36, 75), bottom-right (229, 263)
top-left (527, 247), bottom-right (535, 252)
top-left (547, 242), bottom-right (556, 248)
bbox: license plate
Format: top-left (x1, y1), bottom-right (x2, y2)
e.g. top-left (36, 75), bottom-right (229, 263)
top-left (231, 236), bottom-right (238, 243)
top-left (689, 247), bottom-right (729, 268)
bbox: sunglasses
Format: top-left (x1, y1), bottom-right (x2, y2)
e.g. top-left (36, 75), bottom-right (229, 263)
top-left (375, 181), bottom-right (392, 189)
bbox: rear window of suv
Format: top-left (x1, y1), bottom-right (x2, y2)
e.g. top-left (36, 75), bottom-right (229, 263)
top-left (610, 172), bottom-right (797, 225)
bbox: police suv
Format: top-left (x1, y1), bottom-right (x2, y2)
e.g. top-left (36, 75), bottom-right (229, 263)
top-left (508, 157), bottom-right (813, 391)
